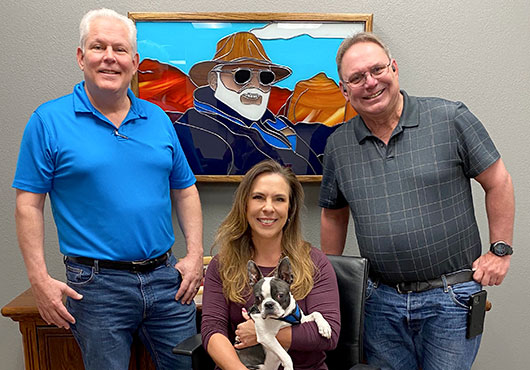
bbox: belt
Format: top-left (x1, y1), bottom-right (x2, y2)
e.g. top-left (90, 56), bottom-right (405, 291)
top-left (377, 270), bottom-right (474, 294)
top-left (65, 250), bottom-right (171, 273)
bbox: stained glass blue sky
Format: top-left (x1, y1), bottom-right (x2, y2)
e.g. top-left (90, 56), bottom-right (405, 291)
top-left (136, 21), bottom-right (364, 90)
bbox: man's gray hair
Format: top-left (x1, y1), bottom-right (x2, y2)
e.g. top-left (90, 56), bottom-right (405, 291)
top-left (79, 8), bottom-right (137, 55)
top-left (336, 32), bottom-right (392, 81)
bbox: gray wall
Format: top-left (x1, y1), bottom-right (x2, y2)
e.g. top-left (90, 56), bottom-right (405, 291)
top-left (2, 0), bottom-right (529, 369)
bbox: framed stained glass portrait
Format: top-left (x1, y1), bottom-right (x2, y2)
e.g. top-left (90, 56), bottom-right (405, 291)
top-left (128, 12), bottom-right (373, 182)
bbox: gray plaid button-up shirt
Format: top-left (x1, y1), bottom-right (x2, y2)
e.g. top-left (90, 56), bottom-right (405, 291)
top-left (319, 91), bottom-right (500, 283)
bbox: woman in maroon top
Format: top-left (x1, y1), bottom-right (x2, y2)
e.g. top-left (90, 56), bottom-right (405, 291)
top-left (201, 160), bottom-right (340, 369)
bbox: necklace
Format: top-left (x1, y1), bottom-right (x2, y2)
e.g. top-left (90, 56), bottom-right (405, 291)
top-left (258, 265), bottom-right (278, 278)
top-left (252, 251), bottom-right (285, 277)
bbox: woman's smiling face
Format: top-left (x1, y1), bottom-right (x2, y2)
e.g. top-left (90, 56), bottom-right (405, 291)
top-left (246, 173), bottom-right (290, 244)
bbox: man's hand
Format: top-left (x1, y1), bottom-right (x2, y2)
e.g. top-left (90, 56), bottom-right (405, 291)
top-left (171, 185), bottom-right (203, 304)
top-left (234, 308), bottom-right (258, 349)
top-left (32, 276), bottom-right (82, 329)
top-left (472, 252), bottom-right (511, 286)
top-left (473, 159), bottom-right (514, 287)
top-left (174, 254), bottom-right (203, 304)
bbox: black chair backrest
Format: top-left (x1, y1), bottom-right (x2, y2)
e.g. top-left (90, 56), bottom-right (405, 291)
top-left (325, 255), bottom-right (369, 370)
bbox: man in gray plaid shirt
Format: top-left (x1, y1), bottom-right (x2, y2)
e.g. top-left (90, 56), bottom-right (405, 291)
top-left (319, 32), bottom-right (514, 370)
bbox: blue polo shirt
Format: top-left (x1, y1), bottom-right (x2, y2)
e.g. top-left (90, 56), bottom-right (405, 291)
top-left (13, 82), bottom-right (196, 260)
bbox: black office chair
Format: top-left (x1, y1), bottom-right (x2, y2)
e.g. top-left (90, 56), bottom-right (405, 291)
top-left (173, 255), bottom-right (379, 370)
top-left (325, 255), bottom-right (378, 370)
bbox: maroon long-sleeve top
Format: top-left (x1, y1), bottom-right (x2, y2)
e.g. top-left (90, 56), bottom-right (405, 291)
top-left (201, 246), bottom-right (340, 369)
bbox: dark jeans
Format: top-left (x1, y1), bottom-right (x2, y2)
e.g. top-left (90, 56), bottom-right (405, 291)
top-left (364, 275), bottom-right (482, 370)
top-left (65, 254), bottom-right (196, 370)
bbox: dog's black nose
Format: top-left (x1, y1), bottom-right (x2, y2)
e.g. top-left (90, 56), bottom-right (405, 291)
top-left (264, 302), bottom-right (275, 310)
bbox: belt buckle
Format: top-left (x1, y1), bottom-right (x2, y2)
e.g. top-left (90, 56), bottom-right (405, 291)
top-left (130, 258), bottom-right (154, 272)
top-left (396, 283), bottom-right (409, 294)
top-left (129, 252), bottom-right (168, 272)
top-left (131, 259), bottom-right (151, 266)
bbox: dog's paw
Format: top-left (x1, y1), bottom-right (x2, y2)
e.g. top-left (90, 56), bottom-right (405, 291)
top-left (316, 317), bottom-right (332, 339)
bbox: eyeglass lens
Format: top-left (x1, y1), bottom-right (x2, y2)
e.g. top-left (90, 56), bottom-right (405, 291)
top-left (349, 62), bottom-right (391, 86)
top-left (233, 69), bottom-right (275, 86)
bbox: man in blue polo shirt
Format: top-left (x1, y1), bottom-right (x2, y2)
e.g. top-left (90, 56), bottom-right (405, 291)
top-left (320, 32), bottom-right (514, 370)
top-left (13, 8), bottom-right (203, 370)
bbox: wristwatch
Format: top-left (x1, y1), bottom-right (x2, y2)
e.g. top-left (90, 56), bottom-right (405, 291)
top-left (489, 241), bottom-right (513, 257)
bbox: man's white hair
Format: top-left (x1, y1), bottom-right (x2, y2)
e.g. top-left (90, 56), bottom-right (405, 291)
top-left (79, 8), bottom-right (137, 54)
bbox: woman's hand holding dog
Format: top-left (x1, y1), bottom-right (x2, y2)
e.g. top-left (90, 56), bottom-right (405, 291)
top-left (234, 308), bottom-right (258, 349)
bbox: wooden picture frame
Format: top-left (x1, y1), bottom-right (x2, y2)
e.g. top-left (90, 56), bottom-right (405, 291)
top-left (128, 12), bottom-right (373, 182)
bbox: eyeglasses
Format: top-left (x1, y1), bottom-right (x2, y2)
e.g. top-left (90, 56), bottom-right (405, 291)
top-left (214, 67), bottom-right (276, 86)
top-left (344, 60), bottom-right (392, 88)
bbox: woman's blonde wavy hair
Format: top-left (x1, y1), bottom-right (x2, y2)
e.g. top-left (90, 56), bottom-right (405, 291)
top-left (213, 160), bottom-right (315, 304)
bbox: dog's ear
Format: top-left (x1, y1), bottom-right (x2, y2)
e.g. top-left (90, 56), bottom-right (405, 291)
top-left (276, 257), bottom-right (294, 285)
top-left (247, 260), bottom-right (263, 287)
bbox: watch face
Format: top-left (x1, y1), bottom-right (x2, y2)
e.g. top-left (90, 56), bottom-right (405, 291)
top-left (492, 242), bottom-right (512, 256)
top-left (493, 244), bottom-right (507, 256)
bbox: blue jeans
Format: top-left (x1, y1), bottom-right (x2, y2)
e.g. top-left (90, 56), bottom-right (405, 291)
top-left (65, 254), bottom-right (195, 370)
top-left (363, 274), bottom-right (482, 370)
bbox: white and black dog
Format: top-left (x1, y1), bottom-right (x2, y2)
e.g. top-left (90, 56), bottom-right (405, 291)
top-left (236, 257), bottom-right (331, 370)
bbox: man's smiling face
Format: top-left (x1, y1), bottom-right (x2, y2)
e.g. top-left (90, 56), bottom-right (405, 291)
top-left (339, 41), bottom-right (400, 119)
top-left (76, 17), bottom-right (138, 99)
